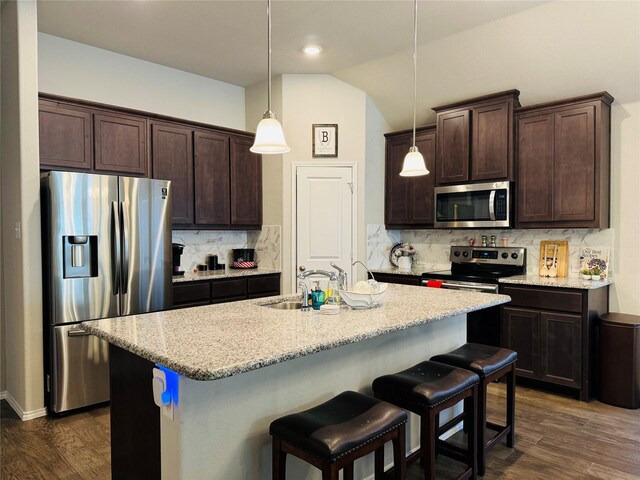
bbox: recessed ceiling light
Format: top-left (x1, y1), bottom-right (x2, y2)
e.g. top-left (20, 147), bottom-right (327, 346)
top-left (302, 44), bottom-right (323, 56)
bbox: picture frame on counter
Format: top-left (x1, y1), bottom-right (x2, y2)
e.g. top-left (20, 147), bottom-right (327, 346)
top-left (312, 124), bottom-right (338, 157)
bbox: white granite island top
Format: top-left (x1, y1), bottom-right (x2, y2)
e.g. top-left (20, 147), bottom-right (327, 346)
top-left (82, 284), bottom-right (510, 382)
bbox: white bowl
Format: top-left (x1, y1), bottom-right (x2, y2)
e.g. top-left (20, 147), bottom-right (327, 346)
top-left (339, 283), bottom-right (388, 309)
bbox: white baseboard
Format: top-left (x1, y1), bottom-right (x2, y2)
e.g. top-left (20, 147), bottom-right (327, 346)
top-left (1, 391), bottom-right (47, 420)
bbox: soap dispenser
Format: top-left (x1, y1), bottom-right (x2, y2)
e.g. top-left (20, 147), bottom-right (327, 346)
top-left (310, 281), bottom-right (326, 310)
top-left (327, 277), bottom-right (341, 305)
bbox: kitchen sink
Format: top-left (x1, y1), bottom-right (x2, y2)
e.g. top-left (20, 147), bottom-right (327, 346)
top-left (261, 301), bottom-right (304, 310)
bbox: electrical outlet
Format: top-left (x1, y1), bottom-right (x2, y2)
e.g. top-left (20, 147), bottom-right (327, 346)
top-left (15, 221), bottom-right (21, 239)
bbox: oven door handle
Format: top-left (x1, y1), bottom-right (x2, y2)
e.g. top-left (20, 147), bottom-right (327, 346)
top-left (423, 281), bottom-right (498, 294)
top-left (489, 190), bottom-right (496, 221)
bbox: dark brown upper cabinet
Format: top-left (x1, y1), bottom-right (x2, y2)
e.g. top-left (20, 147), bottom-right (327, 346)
top-left (516, 92), bottom-right (612, 229)
top-left (39, 94), bottom-right (262, 231)
top-left (94, 112), bottom-right (147, 176)
top-left (151, 122), bottom-right (194, 224)
top-left (384, 125), bottom-right (436, 228)
top-left (38, 100), bottom-right (93, 171)
top-left (230, 136), bottom-right (262, 227)
top-left (194, 130), bottom-right (230, 226)
top-left (433, 90), bottom-right (520, 185)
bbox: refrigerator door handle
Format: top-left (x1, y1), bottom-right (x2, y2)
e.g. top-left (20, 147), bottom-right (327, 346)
top-left (111, 201), bottom-right (122, 295)
top-left (120, 201), bottom-right (130, 295)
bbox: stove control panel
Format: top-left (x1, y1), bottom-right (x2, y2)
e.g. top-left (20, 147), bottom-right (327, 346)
top-left (450, 246), bottom-right (526, 267)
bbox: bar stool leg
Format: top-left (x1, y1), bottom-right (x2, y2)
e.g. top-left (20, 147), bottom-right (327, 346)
top-left (272, 437), bottom-right (286, 480)
top-left (374, 446), bottom-right (384, 479)
top-left (467, 386), bottom-right (478, 480)
top-left (506, 366), bottom-right (516, 448)
top-left (477, 379), bottom-right (487, 477)
top-left (343, 463), bottom-right (354, 480)
top-left (322, 462), bottom-right (340, 480)
top-left (393, 423), bottom-right (406, 480)
top-left (421, 410), bottom-right (437, 480)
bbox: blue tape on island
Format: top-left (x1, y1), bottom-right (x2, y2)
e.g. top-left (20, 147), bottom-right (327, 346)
top-left (157, 365), bottom-right (180, 405)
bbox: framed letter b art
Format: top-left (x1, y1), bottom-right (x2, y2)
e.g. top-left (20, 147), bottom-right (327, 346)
top-left (312, 124), bottom-right (338, 157)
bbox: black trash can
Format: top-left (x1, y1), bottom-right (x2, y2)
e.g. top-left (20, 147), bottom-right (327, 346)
top-left (598, 313), bottom-right (640, 409)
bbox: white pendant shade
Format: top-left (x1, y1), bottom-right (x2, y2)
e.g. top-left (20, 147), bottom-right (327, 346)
top-left (399, 147), bottom-right (429, 176)
top-left (250, 116), bottom-right (290, 154)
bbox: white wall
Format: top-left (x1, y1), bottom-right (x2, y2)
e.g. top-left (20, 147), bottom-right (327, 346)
top-left (38, 33), bottom-right (246, 130)
top-left (609, 101), bottom-right (640, 314)
top-left (364, 96), bottom-right (390, 227)
top-left (0, 0), bottom-right (45, 418)
top-left (276, 74), bottom-right (368, 292)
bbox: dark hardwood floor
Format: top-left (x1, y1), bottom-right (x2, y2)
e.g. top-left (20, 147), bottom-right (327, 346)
top-left (1, 384), bottom-right (639, 479)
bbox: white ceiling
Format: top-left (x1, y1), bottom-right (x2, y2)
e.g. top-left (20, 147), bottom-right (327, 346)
top-left (37, 1), bottom-right (543, 86)
top-left (36, 1), bottom-right (639, 131)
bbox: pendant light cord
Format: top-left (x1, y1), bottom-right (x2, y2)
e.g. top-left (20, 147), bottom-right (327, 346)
top-left (267, 0), bottom-right (272, 114)
top-left (411, 0), bottom-right (418, 149)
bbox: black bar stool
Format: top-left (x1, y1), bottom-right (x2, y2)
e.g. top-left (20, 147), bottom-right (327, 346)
top-left (269, 391), bottom-right (407, 480)
top-left (373, 361), bottom-right (480, 480)
top-left (431, 343), bottom-right (517, 476)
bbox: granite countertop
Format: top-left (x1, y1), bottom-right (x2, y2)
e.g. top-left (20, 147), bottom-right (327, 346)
top-left (173, 267), bottom-right (281, 283)
top-left (499, 274), bottom-right (613, 289)
top-left (81, 284), bottom-right (510, 381)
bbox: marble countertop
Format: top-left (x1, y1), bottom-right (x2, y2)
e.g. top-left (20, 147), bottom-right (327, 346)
top-left (173, 268), bottom-right (281, 283)
top-left (499, 274), bottom-right (613, 289)
top-left (370, 267), bottom-right (424, 277)
top-left (81, 284), bottom-right (510, 381)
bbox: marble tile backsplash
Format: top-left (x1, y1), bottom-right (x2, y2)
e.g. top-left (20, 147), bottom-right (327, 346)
top-left (173, 225), bottom-right (281, 272)
top-left (367, 224), bottom-right (614, 275)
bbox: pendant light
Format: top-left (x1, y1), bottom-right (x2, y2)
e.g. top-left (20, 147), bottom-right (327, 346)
top-left (251, 0), bottom-right (290, 154)
top-left (399, 0), bottom-right (429, 176)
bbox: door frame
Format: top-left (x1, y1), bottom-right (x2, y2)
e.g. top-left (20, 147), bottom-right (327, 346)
top-left (290, 162), bottom-right (358, 293)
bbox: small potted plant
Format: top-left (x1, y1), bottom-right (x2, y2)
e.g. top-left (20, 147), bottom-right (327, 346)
top-left (590, 267), bottom-right (602, 281)
top-left (580, 268), bottom-right (592, 280)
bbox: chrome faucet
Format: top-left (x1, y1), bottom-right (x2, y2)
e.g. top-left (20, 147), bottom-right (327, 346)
top-left (297, 266), bottom-right (338, 281)
top-left (330, 262), bottom-right (348, 291)
top-left (298, 281), bottom-right (311, 311)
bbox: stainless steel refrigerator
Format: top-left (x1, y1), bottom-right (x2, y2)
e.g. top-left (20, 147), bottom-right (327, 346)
top-left (41, 171), bottom-right (172, 414)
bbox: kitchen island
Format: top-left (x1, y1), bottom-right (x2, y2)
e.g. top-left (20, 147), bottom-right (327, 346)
top-left (82, 283), bottom-right (510, 480)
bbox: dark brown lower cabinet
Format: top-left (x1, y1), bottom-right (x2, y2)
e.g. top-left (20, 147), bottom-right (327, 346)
top-left (109, 345), bottom-right (160, 480)
top-left (172, 273), bottom-right (280, 309)
top-left (500, 284), bottom-right (608, 401)
top-left (369, 272), bottom-right (422, 286)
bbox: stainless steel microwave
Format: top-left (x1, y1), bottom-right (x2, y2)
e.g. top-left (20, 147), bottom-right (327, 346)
top-left (434, 181), bottom-right (512, 228)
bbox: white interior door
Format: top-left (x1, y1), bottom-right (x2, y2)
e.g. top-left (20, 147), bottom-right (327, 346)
top-left (296, 165), bottom-right (355, 291)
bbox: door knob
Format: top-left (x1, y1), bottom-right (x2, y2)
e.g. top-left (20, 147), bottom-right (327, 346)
top-left (299, 265), bottom-right (306, 272)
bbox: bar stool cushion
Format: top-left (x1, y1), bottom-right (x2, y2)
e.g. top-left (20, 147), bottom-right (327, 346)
top-left (269, 391), bottom-right (407, 461)
top-left (372, 361), bottom-right (479, 411)
top-left (430, 343), bottom-right (517, 378)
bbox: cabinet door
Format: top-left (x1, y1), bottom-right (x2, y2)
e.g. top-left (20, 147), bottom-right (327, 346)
top-left (39, 102), bottom-right (93, 170)
top-left (553, 105), bottom-right (596, 222)
top-left (472, 102), bottom-right (509, 180)
top-left (411, 131), bottom-right (437, 225)
top-left (385, 134), bottom-right (412, 226)
top-left (94, 113), bottom-right (147, 176)
top-left (230, 136), bottom-right (262, 226)
top-left (194, 130), bottom-right (230, 225)
top-left (517, 113), bottom-right (554, 223)
top-left (502, 307), bottom-right (539, 379)
top-left (151, 123), bottom-right (194, 225)
top-left (436, 110), bottom-right (470, 184)
top-left (540, 311), bottom-right (582, 388)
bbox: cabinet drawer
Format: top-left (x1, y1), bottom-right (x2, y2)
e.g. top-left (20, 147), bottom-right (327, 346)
top-left (173, 282), bottom-right (210, 305)
top-left (247, 275), bottom-right (280, 297)
top-left (501, 285), bottom-right (583, 313)
top-left (210, 278), bottom-right (247, 302)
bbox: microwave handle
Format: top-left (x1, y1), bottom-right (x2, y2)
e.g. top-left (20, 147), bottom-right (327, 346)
top-left (489, 190), bottom-right (496, 221)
